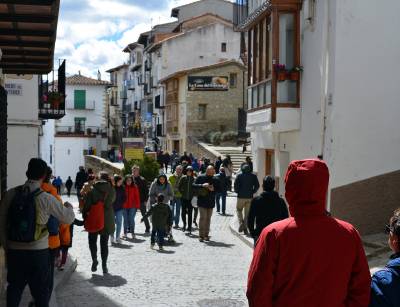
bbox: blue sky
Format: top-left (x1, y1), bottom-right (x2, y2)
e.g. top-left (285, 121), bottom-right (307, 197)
top-left (55, 0), bottom-right (197, 78)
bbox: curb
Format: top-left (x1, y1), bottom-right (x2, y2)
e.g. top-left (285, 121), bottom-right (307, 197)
top-left (229, 217), bottom-right (253, 249)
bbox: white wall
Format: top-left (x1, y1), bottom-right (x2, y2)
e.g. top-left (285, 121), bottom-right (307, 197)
top-left (176, 0), bottom-right (235, 23)
top-left (39, 119), bottom-right (55, 170)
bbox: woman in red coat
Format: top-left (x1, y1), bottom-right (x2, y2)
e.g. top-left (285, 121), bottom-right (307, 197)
top-left (247, 159), bottom-right (371, 307)
top-left (123, 175), bottom-right (141, 239)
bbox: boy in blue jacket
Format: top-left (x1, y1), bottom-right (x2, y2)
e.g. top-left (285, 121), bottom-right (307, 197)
top-left (370, 209), bottom-right (400, 307)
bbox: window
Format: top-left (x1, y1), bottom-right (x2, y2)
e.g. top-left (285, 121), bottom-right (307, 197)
top-left (230, 73), bottom-right (238, 88)
top-left (198, 104), bottom-right (207, 120)
top-left (74, 117), bottom-right (86, 133)
top-left (74, 90), bottom-right (86, 109)
top-left (221, 42), bottom-right (227, 52)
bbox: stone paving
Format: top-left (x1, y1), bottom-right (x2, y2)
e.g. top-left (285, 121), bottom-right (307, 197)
top-left (56, 195), bottom-right (252, 307)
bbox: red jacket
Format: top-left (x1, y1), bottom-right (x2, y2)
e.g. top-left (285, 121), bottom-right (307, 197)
top-left (123, 184), bottom-right (140, 209)
top-left (247, 159), bottom-right (371, 307)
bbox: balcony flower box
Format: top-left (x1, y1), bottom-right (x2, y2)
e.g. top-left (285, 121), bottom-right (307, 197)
top-left (274, 64), bottom-right (287, 82)
top-left (47, 91), bottom-right (65, 109)
top-left (288, 71), bottom-right (300, 81)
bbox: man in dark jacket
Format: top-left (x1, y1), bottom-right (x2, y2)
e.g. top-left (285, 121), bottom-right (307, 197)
top-left (75, 166), bottom-right (88, 199)
top-left (247, 159), bottom-right (371, 307)
top-left (132, 165), bottom-right (150, 233)
top-left (215, 167), bottom-right (230, 215)
top-left (193, 165), bottom-right (220, 242)
top-left (247, 176), bottom-right (288, 245)
top-left (234, 164), bottom-right (260, 235)
top-left (178, 166), bottom-right (195, 233)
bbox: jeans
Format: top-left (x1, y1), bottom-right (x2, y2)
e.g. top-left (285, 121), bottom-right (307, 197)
top-left (123, 208), bottom-right (137, 234)
top-left (151, 228), bottom-right (166, 246)
top-left (140, 202), bottom-right (150, 231)
top-left (199, 207), bottom-right (213, 238)
top-left (114, 209), bottom-right (123, 239)
top-left (216, 192), bottom-right (227, 213)
top-left (7, 249), bottom-right (51, 307)
top-left (181, 199), bottom-right (193, 231)
top-left (88, 233), bottom-right (109, 266)
top-left (170, 198), bottom-right (181, 227)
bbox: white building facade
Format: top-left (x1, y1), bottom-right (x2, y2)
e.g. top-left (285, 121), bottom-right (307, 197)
top-left (235, 0), bottom-right (400, 234)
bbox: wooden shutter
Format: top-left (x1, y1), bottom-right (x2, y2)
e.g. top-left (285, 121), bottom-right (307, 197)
top-left (74, 90), bottom-right (86, 109)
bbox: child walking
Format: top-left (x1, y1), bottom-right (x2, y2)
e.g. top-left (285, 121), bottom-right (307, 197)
top-left (142, 194), bottom-right (171, 251)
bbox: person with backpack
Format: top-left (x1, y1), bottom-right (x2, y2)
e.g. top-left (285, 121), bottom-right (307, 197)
top-left (75, 166), bottom-right (88, 199)
top-left (122, 175), bottom-right (140, 240)
top-left (0, 158), bottom-right (75, 307)
top-left (370, 209), bottom-right (400, 307)
top-left (111, 175), bottom-right (126, 244)
top-left (141, 194), bottom-right (171, 251)
top-left (82, 171), bottom-right (116, 274)
top-left (247, 159), bottom-right (371, 307)
top-left (247, 176), bottom-right (288, 246)
top-left (234, 164), bottom-right (260, 235)
top-left (65, 176), bottom-right (73, 198)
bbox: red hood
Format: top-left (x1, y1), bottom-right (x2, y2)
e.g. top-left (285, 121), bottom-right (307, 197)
top-left (285, 159), bottom-right (329, 216)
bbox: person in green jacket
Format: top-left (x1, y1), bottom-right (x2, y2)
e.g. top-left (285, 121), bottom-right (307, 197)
top-left (82, 172), bottom-right (116, 274)
top-left (169, 165), bottom-right (183, 229)
top-left (178, 166), bottom-right (196, 233)
top-left (141, 194), bottom-right (171, 251)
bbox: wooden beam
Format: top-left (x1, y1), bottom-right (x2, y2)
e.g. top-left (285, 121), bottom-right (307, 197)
top-left (3, 0), bottom-right (55, 4)
top-left (1, 49), bottom-right (52, 56)
top-left (0, 29), bottom-right (54, 37)
top-left (0, 63), bottom-right (50, 68)
top-left (0, 40), bottom-right (51, 48)
top-left (1, 57), bottom-right (49, 63)
top-left (0, 13), bottom-right (55, 23)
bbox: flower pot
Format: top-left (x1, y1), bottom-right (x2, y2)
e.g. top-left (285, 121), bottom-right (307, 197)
top-left (51, 98), bottom-right (60, 109)
top-left (277, 71), bottom-right (287, 82)
top-left (289, 71), bottom-right (300, 81)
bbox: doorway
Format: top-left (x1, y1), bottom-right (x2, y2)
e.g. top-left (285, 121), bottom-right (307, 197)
top-left (265, 150), bottom-right (279, 191)
top-left (173, 140), bottom-right (180, 153)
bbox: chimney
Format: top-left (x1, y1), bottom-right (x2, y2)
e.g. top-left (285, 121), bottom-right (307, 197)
top-left (97, 70), bottom-right (101, 81)
top-left (78, 70), bottom-right (81, 76)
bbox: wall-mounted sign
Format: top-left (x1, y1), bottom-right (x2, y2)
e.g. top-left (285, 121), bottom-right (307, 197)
top-left (4, 83), bottom-right (22, 96)
top-left (188, 76), bottom-right (229, 91)
top-left (123, 137), bottom-right (144, 161)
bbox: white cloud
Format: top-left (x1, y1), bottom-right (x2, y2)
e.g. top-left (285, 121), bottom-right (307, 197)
top-left (55, 0), bottom-right (203, 78)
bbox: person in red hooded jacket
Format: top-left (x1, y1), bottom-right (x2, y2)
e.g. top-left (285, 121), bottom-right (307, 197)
top-left (123, 175), bottom-right (141, 239)
top-left (247, 159), bottom-right (371, 307)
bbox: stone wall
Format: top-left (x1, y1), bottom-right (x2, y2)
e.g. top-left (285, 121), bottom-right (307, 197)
top-left (84, 155), bottom-right (123, 176)
top-left (186, 137), bottom-right (219, 162)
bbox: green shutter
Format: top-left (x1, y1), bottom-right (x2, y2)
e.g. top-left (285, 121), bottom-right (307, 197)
top-left (74, 90), bottom-right (86, 109)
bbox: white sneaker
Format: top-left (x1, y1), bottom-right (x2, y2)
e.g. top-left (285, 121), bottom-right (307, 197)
top-left (116, 238), bottom-right (122, 244)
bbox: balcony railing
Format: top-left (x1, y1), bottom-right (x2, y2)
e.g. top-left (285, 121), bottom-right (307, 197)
top-left (234, 0), bottom-right (249, 28)
top-left (56, 126), bottom-right (106, 137)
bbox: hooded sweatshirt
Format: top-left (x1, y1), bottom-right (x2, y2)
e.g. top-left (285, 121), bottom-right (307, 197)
top-left (247, 159), bottom-right (371, 307)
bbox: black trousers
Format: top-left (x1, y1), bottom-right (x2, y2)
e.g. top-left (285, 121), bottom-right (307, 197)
top-left (7, 249), bottom-right (51, 307)
top-left (181, 199), bottom-right (193, 230)
top-left (193, 207), bottom-right (198, 224)
top-left (48, 248), bottom-right (59, 302)
top-left (66, 187), bottom-right (71, 197)
top-left (88, 233), bottom-right (109, 265)
top-left (140, 202), bottom-right (150, 231)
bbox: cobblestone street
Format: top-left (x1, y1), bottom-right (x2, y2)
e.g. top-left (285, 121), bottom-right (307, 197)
top-left (56, 196), bottom-right (252, 307)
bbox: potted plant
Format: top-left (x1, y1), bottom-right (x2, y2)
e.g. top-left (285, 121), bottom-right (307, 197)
top-left (47, 91), bottom-right (65, 109)
top-left (274, 64), bottom-right (287, 82)
top-left (289, 66), bottom-right (303, 81)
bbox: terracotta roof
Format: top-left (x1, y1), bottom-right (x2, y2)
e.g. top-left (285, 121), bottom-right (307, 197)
top-left (160, 60), bottom-right (246, 83)
top-left (66, 74), bottom-right (110, 86)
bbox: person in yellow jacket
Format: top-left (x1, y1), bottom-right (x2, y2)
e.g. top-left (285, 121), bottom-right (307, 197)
top-left (41, 167), bottom-right (71, 299)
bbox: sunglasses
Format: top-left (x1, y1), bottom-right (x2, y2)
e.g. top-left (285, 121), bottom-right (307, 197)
top-left (385, 224), bottom-right (393, 234)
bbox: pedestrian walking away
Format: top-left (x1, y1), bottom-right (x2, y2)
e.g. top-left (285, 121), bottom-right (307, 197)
top-left (234, 164), bottom-right (260, 235)
top-left (75, 166), bottom-right (88, 199)
top-left (65, 176), bottom-right (73, 197)
top-left (142, 194), bottom-right (171, 251)
top-left (178, 166), bottom-right (195, 233)
top-left (111, 175), bottom-right (126, 244)
top-left (193, 166), bottom-right (220, 242)
top-left (0, 158), bottom-right (75, 307)
top-left (247, 159), bottom-right (371, 307)
top-left (82, 171), bottom-right (116, 274)
top-left (122, 175), bottom-right (140, 239)
top-left (132, 165), bottom-right (150, 233)
top-left (215, 167), bottom-right (230, 215)
top-left (247, 176), bottom-right (288, 246)
top-left (169, 165), bottom-right (183, 228)
top-left (370, 209), bottom-right (400, 307)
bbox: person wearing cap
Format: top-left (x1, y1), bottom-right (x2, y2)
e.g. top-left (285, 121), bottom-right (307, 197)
top-left (247, 159), bottom-right (371, 307)
top-left (370, 209), bottom-right (400, 307)
top-left (247, 176), bottom-right (288, 246)
top-left (178, 166), bottom-right (196, 233)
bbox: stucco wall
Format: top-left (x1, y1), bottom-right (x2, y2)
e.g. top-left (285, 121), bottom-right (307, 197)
top-left (176, 0), bottom-right (234, 23)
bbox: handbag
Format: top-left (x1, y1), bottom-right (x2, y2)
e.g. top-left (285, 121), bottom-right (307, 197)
top-left (84, 193), bottom-right (107, 233)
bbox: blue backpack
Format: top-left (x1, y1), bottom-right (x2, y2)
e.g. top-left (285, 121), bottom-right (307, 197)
top-left (7, 186), bottom-right (42, 242)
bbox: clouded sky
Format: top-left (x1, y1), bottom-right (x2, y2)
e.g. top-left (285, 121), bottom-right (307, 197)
top-left (55, 0), bottom-right (198, 79)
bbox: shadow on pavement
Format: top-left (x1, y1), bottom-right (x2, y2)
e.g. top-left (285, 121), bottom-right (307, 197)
top-left (205, 241), bottom-right (235, 248)
top-left (89, 274), bottom-right (127, 288)
top-left (111, 243), bottom-right (132, 249)
top-left (157, 249), bottom-right (175, 254)
top-left (125, 238), bottom-right (146, 244)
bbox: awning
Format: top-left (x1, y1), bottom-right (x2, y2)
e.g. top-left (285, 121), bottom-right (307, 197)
top-left (0, 0), bottom-right (60, 74)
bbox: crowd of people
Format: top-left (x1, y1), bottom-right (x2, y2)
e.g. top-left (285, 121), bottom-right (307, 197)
top-left (0, 155), bottom-right (399, 306)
